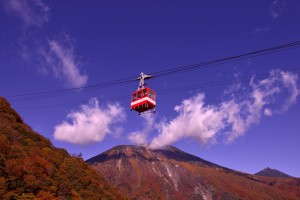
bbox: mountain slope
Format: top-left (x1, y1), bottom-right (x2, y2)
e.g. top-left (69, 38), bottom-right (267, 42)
top-left (0, 97), bottom-right (127, 199)
top-left (87, 145), bottom-right (300, 200)
top-left (255, 167), bottom-right (292, 178)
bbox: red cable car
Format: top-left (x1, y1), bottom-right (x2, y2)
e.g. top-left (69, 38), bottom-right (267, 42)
top-left (130, 72), bottom-right (156, 114)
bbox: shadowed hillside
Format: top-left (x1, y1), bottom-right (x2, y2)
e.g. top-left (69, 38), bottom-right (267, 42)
top-left (0, 97), bottom-right (127, 200)
top-left (87, 145), bottom-right (300, 200)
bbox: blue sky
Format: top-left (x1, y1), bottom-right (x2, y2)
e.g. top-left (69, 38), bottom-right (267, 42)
top-left (1, 0), bottom-right (300, 177)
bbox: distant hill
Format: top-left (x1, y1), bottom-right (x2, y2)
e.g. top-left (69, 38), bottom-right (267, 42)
top-left (87, 145), bottom-right (300, 200)
top-left (0, 97), bottom-right (127, 199)
top-left (256, 167), bottom-right (292, 178)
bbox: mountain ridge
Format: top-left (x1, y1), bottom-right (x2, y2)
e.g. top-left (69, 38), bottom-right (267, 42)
top-left (87, 145), bottom-right (300, 200)
top-left (87, 145), bottom-right (225, 168)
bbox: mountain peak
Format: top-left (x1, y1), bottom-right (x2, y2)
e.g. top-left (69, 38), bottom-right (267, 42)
top-left (255, 167), bottom-right (292, 178)
top-left (86, 144), bottom-right (219, 168)
top-left (87, 145), bottom-right (300, 200)
top-left (87, 145), bottom-right (224, 199)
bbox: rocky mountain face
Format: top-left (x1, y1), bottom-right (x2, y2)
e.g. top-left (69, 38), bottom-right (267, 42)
top-left (255, 167), bottom-right (292, 178)
top-left (0, 97), bottom-right (127, 199)
top-left (87, 145), bottom-right (300, 200)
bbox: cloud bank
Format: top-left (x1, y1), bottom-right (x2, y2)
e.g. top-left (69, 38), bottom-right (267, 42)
top-left (149, 69), bottom-right (299, 149)
top-left (2, 0), bottom-right (49, 27)
top-left (54, 98), bottom-right (126, 145)
top-left (38, 35), bottom-right (88, 87)
top-left (128, 114), bottom-right (155, 146)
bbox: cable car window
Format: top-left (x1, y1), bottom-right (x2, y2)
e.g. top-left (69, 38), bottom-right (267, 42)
top-left (137, 91), bottom-right (142, 98)
top-left (132, 93), bottom-right (137, 101)
top-left (149, 90), bottom-right (155, 100)
top-left (143, 89), bottom-right (147, 97)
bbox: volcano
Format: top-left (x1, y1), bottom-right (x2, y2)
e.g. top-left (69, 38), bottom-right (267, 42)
top-left (87, 145), bottom-right (300, 200)
top-left (255, 167), bottom-right (292, 178)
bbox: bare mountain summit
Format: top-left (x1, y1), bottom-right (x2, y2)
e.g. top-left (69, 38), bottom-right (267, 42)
top-left (86, 145), bottom-right (300, 200)
top-left (255, 167), bottom-right (292, 178)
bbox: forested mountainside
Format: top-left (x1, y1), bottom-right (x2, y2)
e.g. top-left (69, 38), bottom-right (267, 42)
top-left (0, 97), bottom-right (127, 200)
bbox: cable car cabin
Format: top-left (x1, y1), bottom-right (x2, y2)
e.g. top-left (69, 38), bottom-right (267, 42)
top-left (130, 87), bottom-right (156, 113)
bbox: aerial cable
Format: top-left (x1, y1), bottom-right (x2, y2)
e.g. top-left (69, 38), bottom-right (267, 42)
top-left (8, 77), bottom-right (136, 98)
top-left (6, 40), bottom-right (300, 101)
top-left (150, 41), bottom-right (300, 78)
top-left (15, 68), bottom-right (300, 110)
top-left (156, 68), bottom-right (300, 95)
top-left (8, 78), bottom-right (136, 102)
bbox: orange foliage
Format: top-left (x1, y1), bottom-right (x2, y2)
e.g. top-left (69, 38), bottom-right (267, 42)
top-left (0, 97), bottom-right (128, 199)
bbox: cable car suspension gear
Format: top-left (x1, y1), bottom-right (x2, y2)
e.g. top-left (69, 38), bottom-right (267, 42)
top-left (130, 72), bottom-right (156, 114)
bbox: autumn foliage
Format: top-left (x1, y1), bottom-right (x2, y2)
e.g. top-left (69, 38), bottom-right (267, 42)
top-left (0, 97), bottom-right (127, 200)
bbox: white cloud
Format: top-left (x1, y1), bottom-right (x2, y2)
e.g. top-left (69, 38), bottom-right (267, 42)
top-left (128, 132), bottom-right (148, 146)
top-left (254, 26), bottom-right (270, 35)
top-left (54, 98), bottom-right (126, 145)
top-left (150, 94), bottom-right (223, 149)
top-left (2, 0), bottom-right (49, 27)
top-left (264, 108), bottom-right (272, 116)
top-left (270, 0), bottom-right (287, 19)
top-left (128, 114), bottom-right (155, 146)
top-left (252, 0), bottom-right (289, 35)
top-left (280, 70), bottom-right (300, 111)
top-left (3, 0), bottom-right (87, 88)
top-left (223, 69), bottom-right (298, 142)
top-left (150, 69), bottom-right (299, 149)
top-left (38, 35), bottom-right (88, 87)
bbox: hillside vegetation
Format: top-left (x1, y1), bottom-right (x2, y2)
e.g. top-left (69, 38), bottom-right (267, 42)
top-left (0, 97), bottom-right (127, 200)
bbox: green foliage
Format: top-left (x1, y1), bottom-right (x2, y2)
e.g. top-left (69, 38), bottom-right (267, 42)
top-left (0, 97), bottom-right (127, 200)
